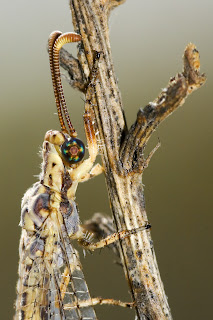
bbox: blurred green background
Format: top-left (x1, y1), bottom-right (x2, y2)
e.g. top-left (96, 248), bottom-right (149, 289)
top-left (0, 0), bottom-right (212, 319)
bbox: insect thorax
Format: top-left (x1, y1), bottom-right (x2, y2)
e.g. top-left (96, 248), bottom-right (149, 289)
top-left (20, 130), bottom-right (82, 261)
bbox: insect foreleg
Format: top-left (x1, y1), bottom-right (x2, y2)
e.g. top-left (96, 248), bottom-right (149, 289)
top-left (70, 108), bottom-right (102, 182)
top-left (70, 51), bottom-right (103, 183)
top-left (79, 163), bottom-right (104, 182)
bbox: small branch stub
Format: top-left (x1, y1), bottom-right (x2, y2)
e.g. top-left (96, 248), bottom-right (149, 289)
top-left (120, 43), bottom-right (206, 174)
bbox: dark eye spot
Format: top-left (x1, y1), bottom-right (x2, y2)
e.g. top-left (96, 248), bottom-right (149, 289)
top-left (61, 138), bottom-right (85, 164)
top-left (52, 162), bottom-right (56, 167)
top-left (49, 174), bottom-right (52, 180)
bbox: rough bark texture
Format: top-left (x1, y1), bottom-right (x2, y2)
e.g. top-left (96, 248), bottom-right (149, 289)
top-left (61, 1), bottom-right (206, 319)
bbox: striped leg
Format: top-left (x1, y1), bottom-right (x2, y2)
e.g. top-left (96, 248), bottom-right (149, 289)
top-left (76, 223), bottom-right (151, 251)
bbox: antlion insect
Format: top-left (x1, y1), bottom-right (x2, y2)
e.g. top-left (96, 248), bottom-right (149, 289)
top-left (14, 31), bottom-right (151, 320)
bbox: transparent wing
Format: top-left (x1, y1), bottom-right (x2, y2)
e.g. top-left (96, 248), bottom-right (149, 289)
top-left (15, 183), bottom-right (97, 320)
top-left (15, 227), bottom-right (97, 319)
top-left (53, 219), bottom-right (97, 320)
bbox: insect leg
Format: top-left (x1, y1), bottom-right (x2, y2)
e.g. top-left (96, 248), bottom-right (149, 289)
top-left (57, 266), bottom-right (135, 311)
top-left (70, 54), bottom-right (103, 182)
top-left (64, 297), bottom-right (134, 310)
top-left (69, 107), bottom-right (100, 183)
top-left (78, 163), bottom-right (104, 182)
top-left (77, 223), bottom-right (151, 251)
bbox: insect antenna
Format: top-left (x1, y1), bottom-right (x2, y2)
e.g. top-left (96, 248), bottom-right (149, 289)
top-left (48, 31), bottom-right (81, 136)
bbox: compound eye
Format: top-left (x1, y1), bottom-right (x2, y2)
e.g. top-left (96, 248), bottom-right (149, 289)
top-left (61, 138), bottom-right (85, 164)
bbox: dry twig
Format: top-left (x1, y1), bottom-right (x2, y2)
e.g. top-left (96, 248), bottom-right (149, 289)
top-left (61, 1), bottom-right (206, 319)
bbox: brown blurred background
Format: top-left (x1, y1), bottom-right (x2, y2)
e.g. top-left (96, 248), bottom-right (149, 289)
top-left (0, 0), bottom-right (212, 319)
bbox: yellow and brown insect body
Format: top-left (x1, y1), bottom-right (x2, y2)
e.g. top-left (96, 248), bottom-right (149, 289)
top-left (15, 130), bottom-right (97, 320)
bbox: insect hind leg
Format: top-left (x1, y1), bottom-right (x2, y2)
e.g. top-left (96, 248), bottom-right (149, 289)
top-left (63, 297), bottom-right (134, 310)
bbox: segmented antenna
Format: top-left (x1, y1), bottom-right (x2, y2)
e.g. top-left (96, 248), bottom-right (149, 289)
top-left (48, 31), bottom-right (81, 136)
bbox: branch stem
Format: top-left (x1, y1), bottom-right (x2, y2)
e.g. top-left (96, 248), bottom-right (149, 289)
top-left (63, 1), bottom-right (206, 319)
